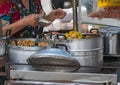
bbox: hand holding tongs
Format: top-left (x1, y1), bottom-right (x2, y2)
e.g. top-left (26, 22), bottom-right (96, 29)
top-left (39, 12), bottom-right (52, 24)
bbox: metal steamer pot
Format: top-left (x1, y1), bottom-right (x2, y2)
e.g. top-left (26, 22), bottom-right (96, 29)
top-left (99, 27), bottom-right (120, 56)
top-left (55, 32), bottom-right (103, 72)
top-left (8, 38), bottom-right (53, 70)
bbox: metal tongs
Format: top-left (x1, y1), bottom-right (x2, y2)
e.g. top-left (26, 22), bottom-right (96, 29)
top-left (39, 19), bottom-right (52, 24)
top-left (35, 14), bottom-right (52, 45)
top-left (35, 23), bottom-right (45, 45)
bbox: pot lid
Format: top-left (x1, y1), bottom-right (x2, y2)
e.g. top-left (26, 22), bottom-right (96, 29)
top-left (27, 48), bottom-right (80, 72)
top-left (31, 48), bottom-right (73, 58)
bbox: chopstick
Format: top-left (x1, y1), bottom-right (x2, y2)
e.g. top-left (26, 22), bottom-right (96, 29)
top-left (52, 2), bottom-right (57, 10)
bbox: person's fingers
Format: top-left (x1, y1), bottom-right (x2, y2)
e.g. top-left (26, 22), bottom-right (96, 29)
top-left (31, 14), bottom-right (40, 20)
top-left (33, 22), bottom-right (39, 27)
top-left (54, 8), bottom-right (66, 18)
top-left (30, 20), bottom-right (39, 27)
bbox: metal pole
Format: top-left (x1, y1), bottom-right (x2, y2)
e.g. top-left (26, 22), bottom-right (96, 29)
top-left (73, 0), bottom-right (78, 31)
top-left (0, 19), bottom-right (2, 37)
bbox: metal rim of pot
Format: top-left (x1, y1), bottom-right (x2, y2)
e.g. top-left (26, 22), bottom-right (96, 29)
top-left (8, 38), bottom-right (54, 47)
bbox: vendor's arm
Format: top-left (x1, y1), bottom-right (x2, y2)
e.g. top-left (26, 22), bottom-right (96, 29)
top-left (2, 14), bottom-right (40, 36)
top-left (2, 8), bottom-right (66, 36)
top-left (45, 8), bottom-right (66, 22)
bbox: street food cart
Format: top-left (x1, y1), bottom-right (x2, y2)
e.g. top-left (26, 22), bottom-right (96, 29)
top-left (0, 0), bottom-right (120, 84)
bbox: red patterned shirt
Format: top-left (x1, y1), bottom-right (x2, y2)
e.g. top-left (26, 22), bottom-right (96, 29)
top-left (0, 1), bottom-right (20, 22)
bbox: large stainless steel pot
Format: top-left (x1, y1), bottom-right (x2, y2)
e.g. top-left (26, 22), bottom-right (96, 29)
top-left (100, 27), bottom-right (120, 56)
top-left (55, 34), bottom-right (103, 72)
top-left (8, 38), bottom-right (53, 70)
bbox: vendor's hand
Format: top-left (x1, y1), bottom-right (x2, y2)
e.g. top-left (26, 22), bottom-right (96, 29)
top-left (45, 8), bottom-right (66, 22)
top-left (24, 14), bottom-right (40, 27)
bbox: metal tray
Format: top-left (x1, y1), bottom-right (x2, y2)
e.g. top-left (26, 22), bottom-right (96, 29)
top-left (9, 70), bottom-right (117, 85)
top-left (5, 80), bottom-right (109, 85)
